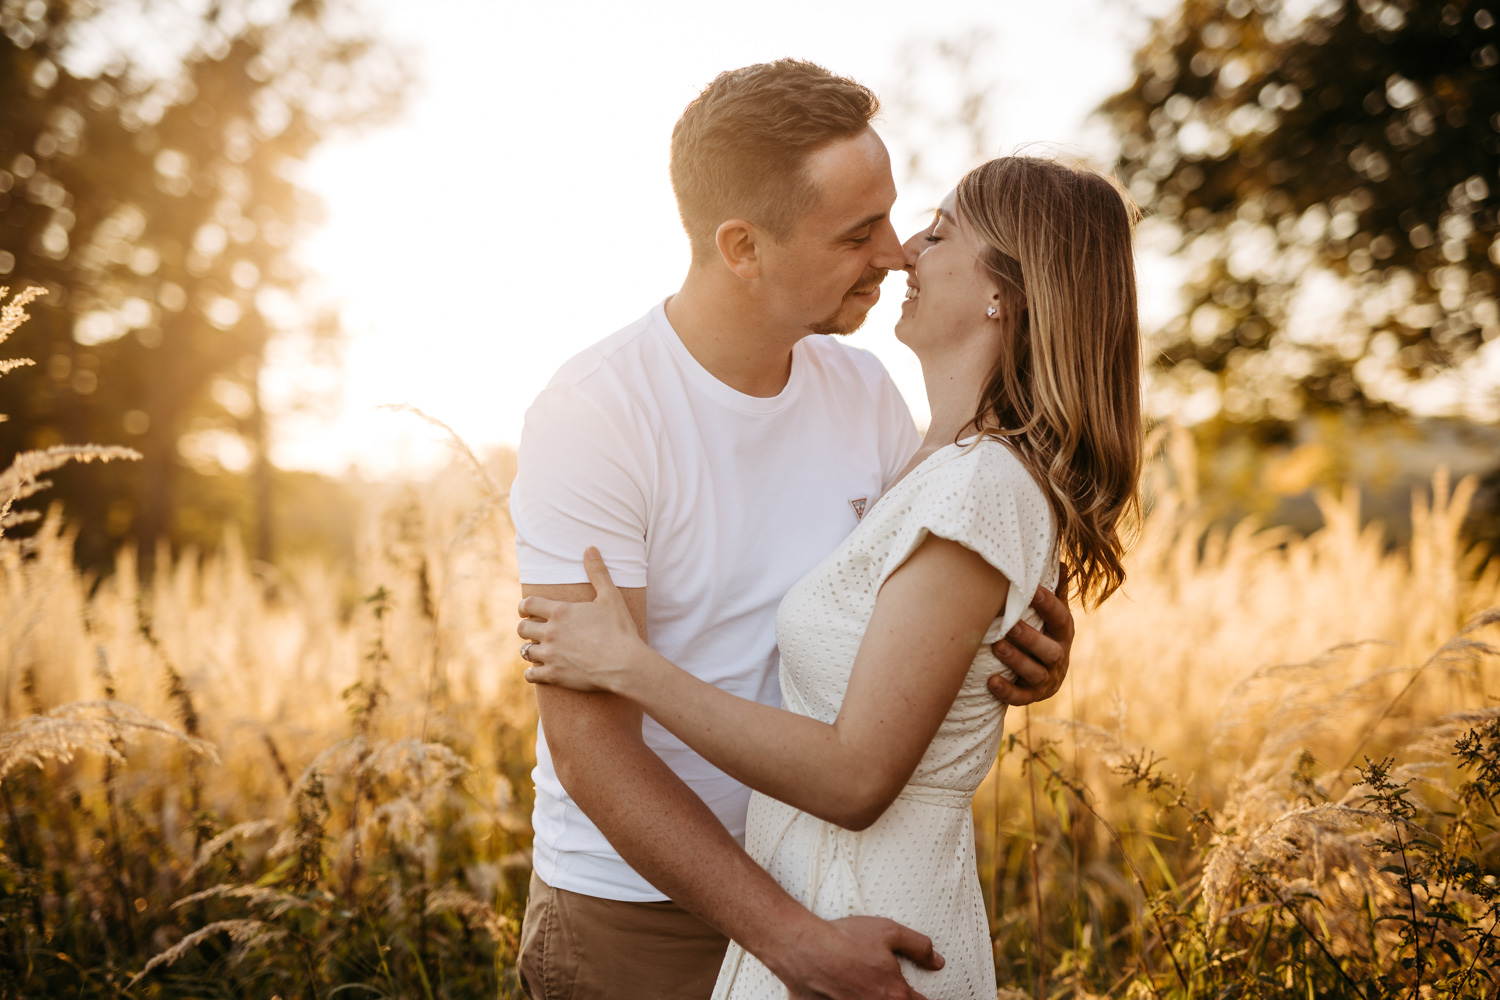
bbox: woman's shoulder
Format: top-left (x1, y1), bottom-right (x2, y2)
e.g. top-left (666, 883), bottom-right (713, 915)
top-left (926, 437), bottom-right (1049, 504)
top-left (866, 436), bottom-right (1057, 594)
top-left (866, 437), bottom-right (1053, 529)
top-left (893, 438), bottom-right (1053, 544)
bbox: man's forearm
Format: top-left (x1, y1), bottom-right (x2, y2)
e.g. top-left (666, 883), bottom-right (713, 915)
top-left (525, 581), bottom-right (819, 975)
top-left (548, 695), bottom-right (941, 998)
top-left (539, 679), bottom-right (817, 970)
top-left (564, 725), bottom-right (815, 957)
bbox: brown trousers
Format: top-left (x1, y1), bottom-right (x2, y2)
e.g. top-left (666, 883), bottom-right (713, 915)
top-left (518, 872), bottom-right (731, 1000)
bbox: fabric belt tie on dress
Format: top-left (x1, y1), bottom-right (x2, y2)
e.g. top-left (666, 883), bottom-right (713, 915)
top-left (896, 783), bottom-right (974, 810)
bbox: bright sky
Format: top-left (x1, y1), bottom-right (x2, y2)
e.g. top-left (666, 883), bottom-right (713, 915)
top-left (278, 0), bottom-right (1172, 477)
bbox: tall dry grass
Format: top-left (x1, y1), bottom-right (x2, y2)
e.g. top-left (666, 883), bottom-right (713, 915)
top-left (2, 457), bottom-right (538, 997)
top-left (3, 292), bottom-right (536, 996)
top-left (2, 284), bottom-right (1497, 995)
top-left (976, 431), bottom-right (1500, 997)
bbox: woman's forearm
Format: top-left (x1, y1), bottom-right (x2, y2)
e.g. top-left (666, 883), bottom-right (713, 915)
top-left (620, 645), bottom-right (885, 829)
top-left (520, 536), bottom-right (1008, 831)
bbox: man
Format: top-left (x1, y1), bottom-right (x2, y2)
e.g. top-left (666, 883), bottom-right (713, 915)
top-left (509, 60), bottom-right (1074, 1000)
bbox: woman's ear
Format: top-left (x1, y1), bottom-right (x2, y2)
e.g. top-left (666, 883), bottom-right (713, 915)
top-left (993, 282), bottom-right (1027, 321)
top-left (715, 218), bottom-right (763, 279)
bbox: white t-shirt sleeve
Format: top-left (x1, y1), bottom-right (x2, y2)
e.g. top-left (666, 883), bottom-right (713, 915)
top-left (509, 382), bottom-right (650, 588)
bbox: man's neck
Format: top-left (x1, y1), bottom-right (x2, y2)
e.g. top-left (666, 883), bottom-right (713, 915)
top-left (665, 267), bottom-right (804, 398)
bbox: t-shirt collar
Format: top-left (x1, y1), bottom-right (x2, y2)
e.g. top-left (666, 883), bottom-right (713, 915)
top-left (651, 299), bottom-right (808, 414)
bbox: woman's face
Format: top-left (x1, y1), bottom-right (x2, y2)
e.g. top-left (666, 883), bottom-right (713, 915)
top-left (894, 189), bottom-right (1002, 355)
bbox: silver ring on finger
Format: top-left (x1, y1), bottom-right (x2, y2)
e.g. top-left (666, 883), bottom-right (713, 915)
top-left (520, 641), bottom-right (537, 664)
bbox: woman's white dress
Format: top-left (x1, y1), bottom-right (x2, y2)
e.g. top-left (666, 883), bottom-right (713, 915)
top-left (712, 438), bottom-right (1058, 1000)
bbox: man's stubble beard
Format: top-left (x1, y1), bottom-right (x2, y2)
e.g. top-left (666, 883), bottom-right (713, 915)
top-left (808, 269), bottom-right (887, 337)
top-left (808, 309), bottom-right (870, 337)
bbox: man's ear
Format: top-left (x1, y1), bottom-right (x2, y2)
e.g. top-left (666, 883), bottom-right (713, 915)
top-left (715, 218), bottom-right (763, 279)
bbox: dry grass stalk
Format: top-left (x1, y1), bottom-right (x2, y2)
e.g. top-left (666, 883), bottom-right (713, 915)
top-left (424, 884), bottom-right (513, 945)
top-left (171, 883), bottom-right (315, 919)
top-left (182, 819), bottom-right (278, 880)
top-left (0, 284), bottom-right (43, 345)
top-left (0, 286), bottom-right (139, 538)
top-left (0, 699), bottom-right (218, 782)
top-left (127, 919), bottom-right (286, 987)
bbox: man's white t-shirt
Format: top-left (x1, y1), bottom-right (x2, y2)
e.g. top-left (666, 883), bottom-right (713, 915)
top-left (510, 299), bottom-right (922, 902)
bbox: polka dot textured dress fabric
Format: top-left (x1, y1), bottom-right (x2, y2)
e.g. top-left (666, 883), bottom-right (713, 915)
top-left (712, 439), bottom-right (1059, 1000)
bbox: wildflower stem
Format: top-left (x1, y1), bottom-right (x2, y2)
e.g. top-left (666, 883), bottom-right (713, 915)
top-left (990, 751), bottom-right (1001, 942)
top-left (1025, 709), bottom-right (1047, 998)
top-left (1024, 741), bottom-right (1186, 997)
top-left (1453, 909), bottom-right (1500, 996)
top-left (1259, 878), bottom-right (1370, 1000)
top-left (1392, 821), bottom-right (1424, 998)
top-left (0, 782), bottom-right (45, 942)
top-left (1069, 672), bottom-right (1082, 979)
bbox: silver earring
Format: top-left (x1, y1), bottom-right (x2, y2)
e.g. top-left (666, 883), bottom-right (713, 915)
top-left (986, 305), bottom-right (998, 318)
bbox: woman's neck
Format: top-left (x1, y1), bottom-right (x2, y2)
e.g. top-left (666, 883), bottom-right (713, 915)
top-left (882, 344), bottom-right (997, 492)
top-left (917, 346), bottom-right (993, 452)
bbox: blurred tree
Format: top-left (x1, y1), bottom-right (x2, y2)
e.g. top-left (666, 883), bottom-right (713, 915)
top-left (884, 30), bottom-right (1003, 207)
top-left (0, 0), bottom-right (402, 572)
top-left (1104, 0), bottom-right (1500, 424)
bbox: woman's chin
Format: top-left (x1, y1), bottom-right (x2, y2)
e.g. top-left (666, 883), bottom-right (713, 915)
top-left (893, 313), bottom-right (917, 347)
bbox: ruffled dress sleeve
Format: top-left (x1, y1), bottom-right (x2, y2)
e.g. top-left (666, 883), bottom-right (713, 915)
top-left (875, 439), bottom-right (1059, 643)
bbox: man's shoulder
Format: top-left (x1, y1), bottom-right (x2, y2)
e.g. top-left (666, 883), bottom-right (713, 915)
top-left (539, 306), bottom-right (664, 397)
top-left (519, 306), bottom-right (671, 447)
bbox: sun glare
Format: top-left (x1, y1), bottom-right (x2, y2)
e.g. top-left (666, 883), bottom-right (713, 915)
top-left (287, 0), bottom-right (1148, 478)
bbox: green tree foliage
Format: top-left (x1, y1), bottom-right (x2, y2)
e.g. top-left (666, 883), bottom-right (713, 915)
top-left (0, 0), bottom-right (401, 571)
top-left (1105, 0), bottom-right (1500, 423)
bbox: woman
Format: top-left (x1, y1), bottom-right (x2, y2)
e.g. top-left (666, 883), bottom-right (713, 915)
top-left (516, 155), bottom-right (1142, 999)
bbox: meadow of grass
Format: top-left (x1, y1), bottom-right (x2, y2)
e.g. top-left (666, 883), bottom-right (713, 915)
top-left (978, 433), bottom-right (1500, 998)
top-left (2, 285), bottom-right (1498, 997)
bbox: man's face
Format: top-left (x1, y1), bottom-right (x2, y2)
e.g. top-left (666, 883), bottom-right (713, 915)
top-left (755, 129), bottom-right (904, 336)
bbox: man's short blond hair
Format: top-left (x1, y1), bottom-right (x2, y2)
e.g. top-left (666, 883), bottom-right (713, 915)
top-left (670, 60), bottom-right (879, 262)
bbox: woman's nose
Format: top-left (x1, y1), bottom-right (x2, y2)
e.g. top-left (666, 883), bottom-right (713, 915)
top-left (900, 231), bottom-right (924, 268)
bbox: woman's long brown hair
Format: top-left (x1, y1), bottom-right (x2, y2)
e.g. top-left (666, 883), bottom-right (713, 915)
top-left (955, 156), bottom-right (1143, 608)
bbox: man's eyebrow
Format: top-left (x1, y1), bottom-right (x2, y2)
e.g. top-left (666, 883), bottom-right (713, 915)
top-left (837, 212), bottom-right (887, 239)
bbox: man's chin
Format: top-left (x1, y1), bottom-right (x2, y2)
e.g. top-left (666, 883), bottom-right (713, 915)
top-left (809, 304), bottom-right (874, 337)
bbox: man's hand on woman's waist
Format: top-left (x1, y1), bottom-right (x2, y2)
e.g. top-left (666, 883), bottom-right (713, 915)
top-left (986, 566), bottom-right (1075, 706)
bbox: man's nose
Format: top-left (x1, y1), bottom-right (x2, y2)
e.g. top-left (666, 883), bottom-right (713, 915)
top-left (868, 218), bottom-right (905, 272)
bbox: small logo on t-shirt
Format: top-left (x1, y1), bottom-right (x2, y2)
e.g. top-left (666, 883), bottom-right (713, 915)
top-left (850, 497), bottom-right (868, 521)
